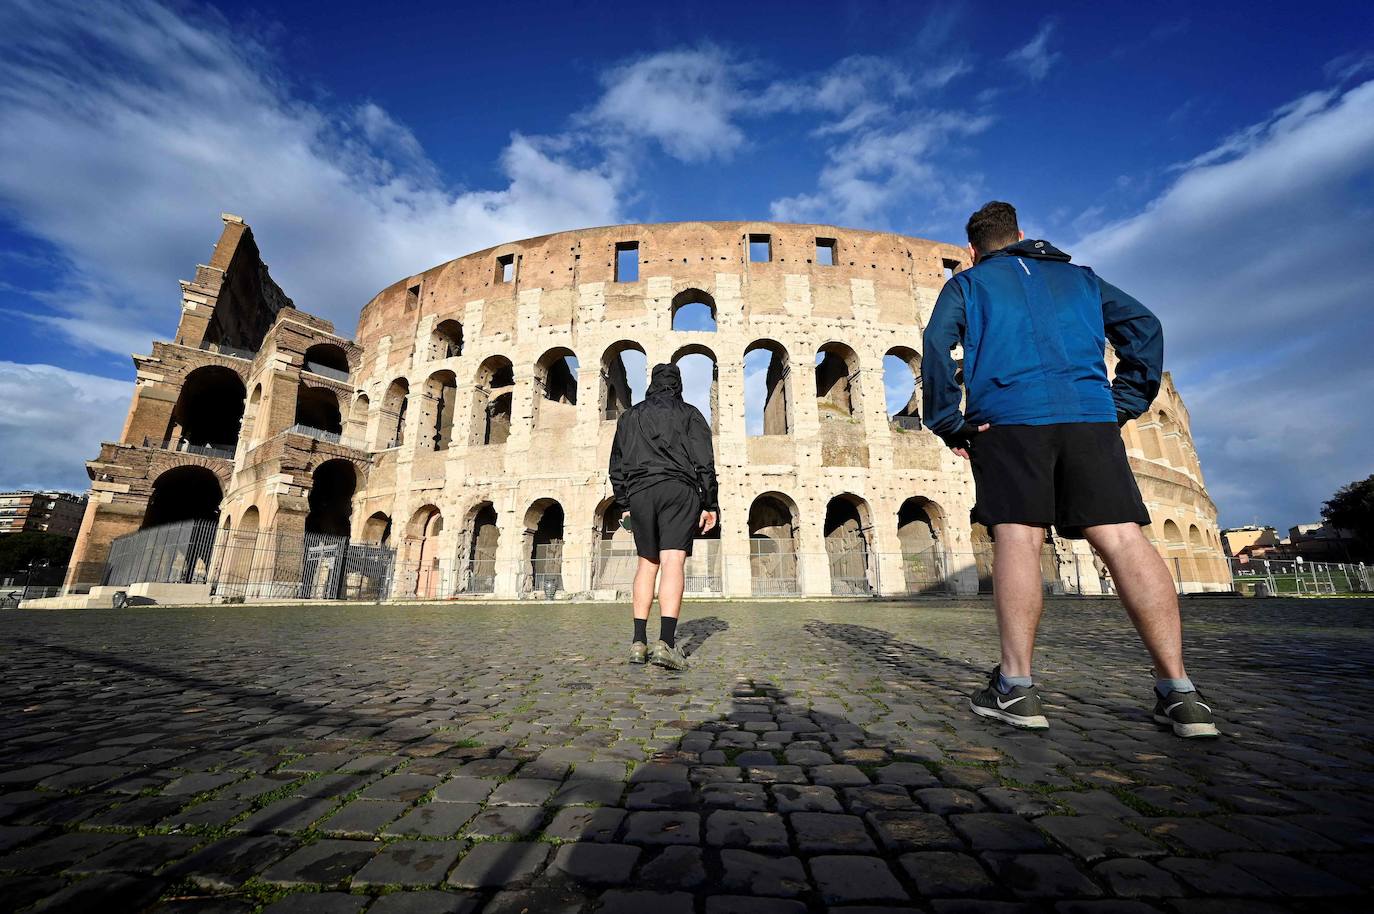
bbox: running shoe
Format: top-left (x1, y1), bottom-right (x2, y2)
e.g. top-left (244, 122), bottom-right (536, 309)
top-left (649, 640), bottom-right (689, 671)
top-left (1153, 688), bottom-right (1219, 739)
top-left (969, 666), bottom-right (1049, 730)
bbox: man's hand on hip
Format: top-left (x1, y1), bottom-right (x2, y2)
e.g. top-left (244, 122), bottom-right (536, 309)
top-left (699, 510), bottom-right (717, 534)
top-left (951, 423), bottom-right (991, 460)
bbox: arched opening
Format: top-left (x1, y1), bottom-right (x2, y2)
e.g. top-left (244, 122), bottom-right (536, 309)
top-left (1189, 523), bottom-right (1213, 584)
top-left (167, 365), bottom-right (246, 450)
top-left (362, 511), bottom-right (392, 545)
top-left (671, 288), bottom-right (717, 331)
top-left (749, 492), bottom-right (799, 595)
top-left (305, 459), bottom-right (356, 536)
top-left (381, 378), bottom-right (409, 448)
top-left (601, 341), bottom-right (647, 421)
top-left (294, 385), bottom-right (342, 435)
top-left (824, 494), bottom-right (873, 595)
top-left (744, 339), bottom-right (791, 435)
top-left (816, 342), bottom-right (861, 418)
top-left (592, 496), bottom-right (634, 592)
top-left (303, 343), bottom-right (350, 380)
top-left (970, 523), bottom-right (995, 593)
top-left (897, 497), bottom-right (944, 593)
top-left (884, 347), bottom-right (922, 430)
top-left (244, 383), bottom-right (263, 446)
top-left (142, 465), bottom-right (223, 529)
top-left (472, 357), bottom-right (514, 446)
top-left (464, 502), bottom-right (500, 594)
top-left (535, 348), bottom-right (579, 428)
top-left (225, 505), bottom-right (259, 592)
top-left (671, 344), bottom-right (718, 430)
top-left (407, 505), bottom-right (444, 598)
top-left (431, 319), bottom-right (464, 360)
top-left (524, 499), bottom-right (565, 594)
top-left (1162, 519), bottom-right (1192, 585)
top-left (347, 393), bottom-right (370, 442)
top-left (421, 370), bottom-right (458, 451)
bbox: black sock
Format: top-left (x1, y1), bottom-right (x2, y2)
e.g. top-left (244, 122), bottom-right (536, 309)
top-left (633, 618), bottom-right (648, 644)
top-left (659, 616), bottom-right (678, 649)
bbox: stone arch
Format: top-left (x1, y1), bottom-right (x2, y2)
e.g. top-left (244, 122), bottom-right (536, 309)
top-left (671, 288), bottom-right (717, 331)
top-left (244, 383), bottom-right (264, 445)
top-left (347, 393), bottom-right (370, 442)
top-left (744, 339), bottom-right (792, 435)
top-left (295, 384), bottom-right (342, 434)
top-left (380, 378), bottom-right (409, 448)
top-left (462, 501), bottom-right (500, 594)
top-left (824, 493), bottom-right (874, 595)
top-left (592, 495), bottom-right (634, 592)
top-left (534, 347), bottom-right (579, 428)
top-left (897, 496), bottom-right (944, 592)
top-left (431, 319), bottom-right (464, 360)
top-left (224, 504), bottom-right (260, 591)
top-left (303, 342), bottom-right (350, 379)
top-left (167, 364), bottom-right (246, 450)
top-left (420, 370), bottom-right (458, 451)
top-left (406, 504), bottom-right (444, 598)
top-left (815, 341), bottom-right (862, 418)
top-left (472, 356), bottom-right (514, 445)
top-left (884, 346), bottom-right (922, 428)
top-left (142, 465), bottom-right (223, 529)
top-left (523, 498), bottom-right (565, 594)
top-left (1161, 518), bottom-right (1195, 586)
top-left (362, 511), bottom-right (392, 545)
top-left (671, 343), bottom-right (718, 430)
top-left (748, 491), bottom-right (799, 595)
top-left (601, 340), bottom-right (647, 421)
top-left (305, 459), bottom-right (356, 536)
top-left (969, 523), bottom-right (995, 593)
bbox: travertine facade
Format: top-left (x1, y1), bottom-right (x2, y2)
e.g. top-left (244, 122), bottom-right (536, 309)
top-left (64, 215), bottom-right (1231, 598)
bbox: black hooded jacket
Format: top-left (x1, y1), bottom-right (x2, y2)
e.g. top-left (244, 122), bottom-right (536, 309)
top-left (608, 363), bottom-right (719, 511)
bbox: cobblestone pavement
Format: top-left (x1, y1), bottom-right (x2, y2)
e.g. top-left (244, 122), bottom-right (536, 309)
top-left (2, 597), bottom-right (1373, 914)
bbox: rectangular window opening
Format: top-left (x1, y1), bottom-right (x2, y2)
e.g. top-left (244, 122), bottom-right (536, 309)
top-left (941, 258), bottom-right (960, 281)
top-left (748, 234), bottom-right (772, 263)
top-left (615, 241), bottom-right (639, 283)
top-left (496, 254), bottom-right (515, 284)
top-left (815, 237), bottom-right (836, 266)
top-left (405, 284), bottom-right (420, 310)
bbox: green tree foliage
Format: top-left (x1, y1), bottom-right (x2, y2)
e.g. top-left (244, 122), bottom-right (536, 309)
top-left (0, 531), bottom-right (75, 575)
top-left (1321, 474), bottom-right (1374, 561)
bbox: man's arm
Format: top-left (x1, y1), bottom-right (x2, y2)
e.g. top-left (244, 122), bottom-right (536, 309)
top-left (1098, 276), bottom-right (1163, 424)
top-left (684, 407), bottom-right (719, 511)
top-left (921, 279), bottom-right (981, 448)
top-left (608, 413), bottom-right (629, 504)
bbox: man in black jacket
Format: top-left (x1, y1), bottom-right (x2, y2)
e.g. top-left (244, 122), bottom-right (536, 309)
top-left (609, 363), bottom-right (719, 670)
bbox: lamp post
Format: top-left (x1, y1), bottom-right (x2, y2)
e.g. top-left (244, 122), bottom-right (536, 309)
top-left (21, 559), bottom-right (48, 601)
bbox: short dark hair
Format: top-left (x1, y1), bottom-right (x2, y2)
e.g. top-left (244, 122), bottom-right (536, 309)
top-left (965, 201), bottom-right (1019, 254)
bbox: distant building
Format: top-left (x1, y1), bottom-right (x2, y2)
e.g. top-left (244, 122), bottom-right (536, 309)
top-left (1222, 525), bottom-right (1280, 561)
top-left (0, 491), bottom-right (88, 538)
top-left (1286, 522), bottom-right (1356, 561)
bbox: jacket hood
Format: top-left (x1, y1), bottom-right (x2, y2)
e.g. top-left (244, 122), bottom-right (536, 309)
top-left (986, 238), bottom-right (1072, 263)
top-left (646, 363), bottom-right (683, 400)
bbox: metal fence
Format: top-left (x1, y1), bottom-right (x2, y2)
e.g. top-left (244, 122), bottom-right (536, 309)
top-left (142, 436), bottom-right (235, 460)
top-left (1230, 557), bottom-right (1371, 596)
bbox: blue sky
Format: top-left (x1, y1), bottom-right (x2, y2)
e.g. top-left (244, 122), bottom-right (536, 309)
top-left (1, 0), bottom-right (1371, 532)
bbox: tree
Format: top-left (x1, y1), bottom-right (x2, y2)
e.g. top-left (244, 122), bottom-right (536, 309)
top-left (1321, 474), bottom-right (1374, 561)
top-left (0, 532), bottom-right (75, 576)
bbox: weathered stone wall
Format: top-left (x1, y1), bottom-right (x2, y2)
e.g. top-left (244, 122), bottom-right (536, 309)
top-left (65, 218), bottom-right (1232, 596)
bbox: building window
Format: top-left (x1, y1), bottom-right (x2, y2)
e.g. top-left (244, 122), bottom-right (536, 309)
top-left (405, 284), bottom-right (420, 310)
top-left (496, 254), bottom-right (515, 284)
top-left (615, 241), bottom-right (639, 283)
top-left (815, 238), bottom-right (836, 266)
top-left (749, 234), bottom-right (772, 263)
top-left (941, 258), bottom-right (960, 280)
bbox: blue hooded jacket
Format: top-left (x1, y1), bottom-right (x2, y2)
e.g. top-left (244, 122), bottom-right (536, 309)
top-left (921, 238), bottom-right (1163, 447)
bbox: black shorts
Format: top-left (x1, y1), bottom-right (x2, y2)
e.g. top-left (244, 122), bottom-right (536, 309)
top-left (627, 479), bottom-right (700, 559)
top-left (968, 422), bottom-right (1149, 539)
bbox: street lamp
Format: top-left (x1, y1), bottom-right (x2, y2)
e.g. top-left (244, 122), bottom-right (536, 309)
top-left (21, 559), bottom-right (49, 601)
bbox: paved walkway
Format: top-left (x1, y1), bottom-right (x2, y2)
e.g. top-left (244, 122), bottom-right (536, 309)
top-left (1, 597), bottom-right (1372, 913)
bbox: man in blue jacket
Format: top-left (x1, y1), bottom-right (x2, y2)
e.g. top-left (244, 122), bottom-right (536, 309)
top-left (923, 201), bottom-right (1218, 739)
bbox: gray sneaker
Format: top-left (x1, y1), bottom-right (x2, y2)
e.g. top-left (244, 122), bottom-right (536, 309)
top-left (1153, 689), bottom-right (1219, 739)
top-left (649, 640), bottom-right (689, 671)
top-left (629, 642), bottom-right (648, 665)
top-left (970, 667), bottom-right (1049, 730)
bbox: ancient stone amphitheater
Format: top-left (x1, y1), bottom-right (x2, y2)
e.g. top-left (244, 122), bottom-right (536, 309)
top-left (57, 215), bottom-right (1230, 605)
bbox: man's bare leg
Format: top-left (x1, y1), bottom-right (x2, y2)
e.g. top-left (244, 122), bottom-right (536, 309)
top-left (632, 557), bottom-right (659, 624)
top-left (657, 549), bottom-right (687, 621)
top-left (992, 523), bottom-right (1049, 677)
top-left (1083, 523), bottom-right (1186, 679)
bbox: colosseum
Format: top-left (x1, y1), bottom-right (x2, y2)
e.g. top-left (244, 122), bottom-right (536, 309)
top-left (52, 214), bottom-right (1231, 606)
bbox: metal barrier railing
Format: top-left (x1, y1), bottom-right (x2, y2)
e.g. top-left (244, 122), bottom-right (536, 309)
top-left (283, 424), bottom-right (367, 449)
top-left (303, 361), bottom-right (350, 382)
top-left (142, 437), bottom-right (235, 459)
top-left (1230, 556), bottom-right (1370, 596)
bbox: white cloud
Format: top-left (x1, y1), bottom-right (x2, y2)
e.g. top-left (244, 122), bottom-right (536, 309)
top-left (1074, 78), bottom-right (1374, 527)
top-left (0, 0), bottom-right (624, 356)
top-left (1006, 22), bottom-right (1061, 82)
top-left (0, 362), bottom-right (129, 491)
